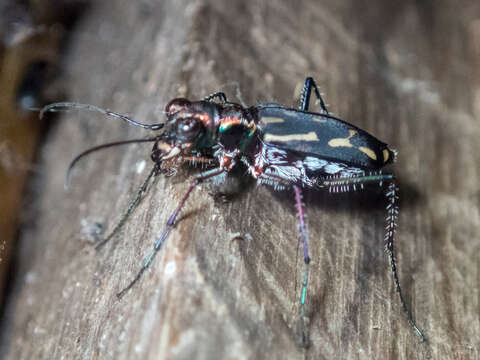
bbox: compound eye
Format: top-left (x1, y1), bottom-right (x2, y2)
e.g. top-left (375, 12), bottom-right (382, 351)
top-left (176, 117), bottom-right (201, 141)
top-left (165, 98), bottom-right (190, 114)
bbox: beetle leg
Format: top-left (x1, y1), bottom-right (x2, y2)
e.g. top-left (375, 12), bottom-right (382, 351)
top-left (384, 182), bottom-right (426, 342)
top-left (95, 165), bottom-right (158, 250)
top-left (203, 92), bottom-right (228, 104)
top-left (117, 166), bottom-right (228, 299)
top-left (320, 174), bottom-right (426, 342)
top-left (182, 155), bottom-right (217, 170)
top-left (295, 77), bottom-right (326, 345)
top-left (320, 171), bottom-right (392, 192)
top-left (300, 77), bottom-right (329, 115)
top-left (293, 185), bottom-right (311, 346)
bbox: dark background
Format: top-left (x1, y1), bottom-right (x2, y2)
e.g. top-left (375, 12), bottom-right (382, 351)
top-left (0, 1), bottom-right (478, 359)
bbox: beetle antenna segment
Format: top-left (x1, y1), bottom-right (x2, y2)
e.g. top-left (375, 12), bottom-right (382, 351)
top-left (385, 182), bottom-right (427, 343)
top-left (95, 165), bottom-right (158, 250)
top-left (39, 102), bottom-right (164, 130)
top-left (65, 138), bottom-right (157, 190)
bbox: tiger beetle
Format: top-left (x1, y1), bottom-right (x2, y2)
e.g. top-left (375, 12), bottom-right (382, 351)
top-left (40, 77), bottom-right (426, 345)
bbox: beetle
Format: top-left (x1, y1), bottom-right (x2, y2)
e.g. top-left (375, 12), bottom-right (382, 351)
top-left (40, 77), bottom-right (425, 344)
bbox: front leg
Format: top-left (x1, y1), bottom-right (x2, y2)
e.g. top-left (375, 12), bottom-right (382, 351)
top-left (117, 160), bottom-right (236, 299)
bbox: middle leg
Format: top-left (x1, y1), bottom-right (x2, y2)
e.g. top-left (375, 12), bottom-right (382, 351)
top-left (293, 76), bottom-right (330, 345)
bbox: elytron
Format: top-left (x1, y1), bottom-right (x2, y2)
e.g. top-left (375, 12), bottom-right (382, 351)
top-left (41, 77), bottom-right (425, 344)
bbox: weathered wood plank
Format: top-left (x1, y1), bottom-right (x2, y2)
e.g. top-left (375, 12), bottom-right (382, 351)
top-left (1, 1), bottom-right (478, 359)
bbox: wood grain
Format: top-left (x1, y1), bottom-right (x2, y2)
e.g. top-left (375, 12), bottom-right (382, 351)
top-left (1, 1), bottom-right (478, 359)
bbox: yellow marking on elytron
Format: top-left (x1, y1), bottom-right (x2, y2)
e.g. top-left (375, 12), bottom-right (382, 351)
top-left (311, 116), bottom-right (327, 123)
top-left (264, 131), bottom-right (319, 142)
top-left (328, 130), bottom-right (357, 147)
top-left (383, 149), bottom-right (390, 163)
top-left (261, 116), bottom-right (285, 124)
top-left (359, 147), bottom-right (377, 161)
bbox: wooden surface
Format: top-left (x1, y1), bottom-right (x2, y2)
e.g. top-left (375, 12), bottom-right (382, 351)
top-left (1, 1), bottom-right (479, 359)
top-left (0, 0), bottom-right (69, 311)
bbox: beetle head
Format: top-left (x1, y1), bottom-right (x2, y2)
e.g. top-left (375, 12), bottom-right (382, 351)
top-left (152, 98), bottom-right (216, 169)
